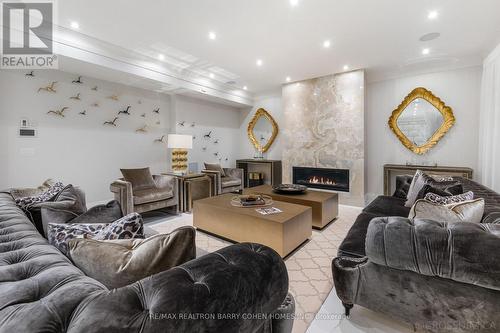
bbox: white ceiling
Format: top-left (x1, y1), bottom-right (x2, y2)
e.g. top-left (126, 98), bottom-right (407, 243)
top-left (58, 0), bottom-right (500, 93)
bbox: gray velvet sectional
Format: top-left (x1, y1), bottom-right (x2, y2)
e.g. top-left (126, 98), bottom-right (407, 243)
top-left (0, 192), bottom-right (294, 332)
top-left (332, 177), bottom-right (500, 333)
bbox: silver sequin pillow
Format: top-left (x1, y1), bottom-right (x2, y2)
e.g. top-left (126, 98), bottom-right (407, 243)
top-left (425, 191), bottom-right (474, 205)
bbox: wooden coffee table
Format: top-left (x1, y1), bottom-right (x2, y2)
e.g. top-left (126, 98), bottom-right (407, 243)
top-left (244, 185), bottom-right (338, 229)
top-left (193, 193), bottom-right (312, 257)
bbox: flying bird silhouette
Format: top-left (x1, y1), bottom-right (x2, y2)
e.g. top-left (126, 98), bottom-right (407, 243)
top-left (153, 108), bottom-right (160, 114)
top-left (191, 122), bottom-right (196, 127)
top-left (72, 76), bottom-right (83, 84)
top-left (135, 125), bottom-right (148, 133)
top-left (213, 139), bottom-right (219, 144)
top-left (202, 147), bottom-right (207, 151)
top-left (70, 93), bottom-right (81, 101)
top-left (38, 81), bottom-right (57, 93)
top-left (108, 95), bottom-right (119, 101)
top-left (91, 86), bottom-right (98, 91)
top-left (91, 102), bottom-right (99, 107)
top-left (25, 71), bottom-right (35, 77)
top-left (47, 107), bottom-right (69, 117)
top-left (103, 117), bottom-right (118, 126)
top-left (204, 131), bottom-right (212, 139)
top-left (79, 110), bottom-right (87, 116)
top-left (118, 106), bottom-right (131, 115)
top-left (141, 113), bottom-right (146, 118)
top-left (178, 121), bottom-right (185, 127)
top-left (213, 152), bottom-right (219, 157)
top-left (154, 135), bottom-right (166, 143)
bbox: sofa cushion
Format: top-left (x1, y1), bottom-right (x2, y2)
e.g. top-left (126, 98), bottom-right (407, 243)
top-left (393, 175), bottom-right (413, 199)
top-left (70, 200), bottom-right (123, 224)
top-left (204, 163), bottom-right (226, 177)
top-left (47, 223), bottom-right (108, 255)
top-left (10, 179), bottom-right (55, 199)
top-left (68, 226), bottom-right (196, 289)
top-left (409, 199), bottom-right (485, 224)
top-left (405, 170), bottom-right (462, 207)
top-left (363, 195), bottom-right (410, 217)
top-left (338, 212), bottom-right (382, 258)
top-left (133, 187), bottom-right (173, 205)
top-left (221, 177), bottom-right (241, 188)
top-left (425, 191), bottom-right (474, 205)
top-left (93, 213), bottom-right (144, 240)
top-left (120, 168), bottom-right (156, 191)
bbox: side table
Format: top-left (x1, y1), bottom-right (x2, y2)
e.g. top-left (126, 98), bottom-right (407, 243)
top-left (162, 172), bottom-right (212, 212)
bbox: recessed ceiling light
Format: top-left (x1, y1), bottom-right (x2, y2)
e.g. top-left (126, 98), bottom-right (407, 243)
top-left (428, 10), bottom-right (438, 20)
top-left (323, 40), bottom-right (331, 48)
top-left (70, 21), bottom-right (79, 29)
top-left (209, 73), bottom-right (215, 79)
top-left (290, 0), bottom-right (299, 7)
top-left (343, 65), bottom-right (349, 71)
top-left (286, 76), bottom-right (291, 82)
top-left (422, 48), bottom-right (430, 55)
top-left (158, 54), bottom-right (165, 61)
top-left (256, 59), bottom-right (263, 66)
top-left (208, 31), bottom-right (217, 40)
top-left (243, 86), bottom-right (248, 90)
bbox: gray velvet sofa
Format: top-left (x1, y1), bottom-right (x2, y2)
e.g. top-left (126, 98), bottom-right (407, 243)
top-left (332, 177), bottom-right (500, 333)
top-left (0, 192), bottom-right (294, 332)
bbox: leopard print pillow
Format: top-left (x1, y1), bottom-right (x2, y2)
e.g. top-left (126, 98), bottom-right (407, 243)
top-left (93, 213), bottom-right (144, 240)
top-left (47, 223), bottom-right (107, 256)
top-left (47, 213), bottom-right (144, 256)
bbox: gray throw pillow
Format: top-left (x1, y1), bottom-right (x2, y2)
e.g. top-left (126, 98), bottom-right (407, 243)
top-left (120, 168), bottom-right (156, 191)
top-left (405, 170), bottom-right (461, 207)
top-left (204, 163), bottom-right (226, 177)
top-left (409, 199), bottom-right (485, 224)
top-left (70, 200), bottom-right (123, 224)
top-left (68, 226), bottom-right (196, 289)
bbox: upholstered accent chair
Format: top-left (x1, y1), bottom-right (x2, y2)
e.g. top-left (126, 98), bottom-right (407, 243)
top-left (110, 169), bottom-right (178, 215)
top-left (202, 164), bottom-right (244, 195)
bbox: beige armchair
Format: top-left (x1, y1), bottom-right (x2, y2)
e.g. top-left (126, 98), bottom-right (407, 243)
top-left (110, 174), bottom-right (178, 215)
top-left (202, 168), bottom-right (244, 195)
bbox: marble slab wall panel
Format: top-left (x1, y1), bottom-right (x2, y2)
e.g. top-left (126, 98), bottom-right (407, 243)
top-left (282, 70), bottom-right (365, 206)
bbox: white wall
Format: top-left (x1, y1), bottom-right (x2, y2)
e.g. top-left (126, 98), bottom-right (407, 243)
top-left (171, 95), bottom-right (241, 170)
top-left (0, 69), bottom-right (171, 203)
top-left (237, 92), bottom-right (283, 160)
top-left (365, 66), bottom-right (482, 201)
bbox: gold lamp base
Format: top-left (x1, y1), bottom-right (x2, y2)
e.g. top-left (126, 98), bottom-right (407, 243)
top-left (172, 148), bottom-right (188, 173)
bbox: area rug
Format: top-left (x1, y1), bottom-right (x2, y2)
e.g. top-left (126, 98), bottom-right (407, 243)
top-left (145, 205), bottom-right (361, 333)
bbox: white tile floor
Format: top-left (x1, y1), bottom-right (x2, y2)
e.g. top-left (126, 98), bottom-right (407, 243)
top-left (143, 206), bottom-right (413, 333)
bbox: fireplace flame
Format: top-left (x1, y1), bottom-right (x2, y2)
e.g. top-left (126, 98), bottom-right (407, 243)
top-left (307, 176), bottom-right (337, 185)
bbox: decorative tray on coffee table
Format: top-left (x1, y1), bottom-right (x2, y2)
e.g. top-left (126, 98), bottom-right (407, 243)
top-left (272, 184), bottom-right (308, 195)
top-left (231, 194), bottom-right (273, 208)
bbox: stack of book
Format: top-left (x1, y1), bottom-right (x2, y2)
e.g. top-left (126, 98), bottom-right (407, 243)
top-left (239, 195), bottom-right (266, 207)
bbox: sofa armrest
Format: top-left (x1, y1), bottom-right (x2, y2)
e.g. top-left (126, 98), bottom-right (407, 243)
top-left (153, 174), bottom-right (178, 203)
top-left (366, 216), bottom-right (500, 291)
top-left (110, 180), bottom-right (134, 215)
top-left (68, 243), bottom-right (289, 332)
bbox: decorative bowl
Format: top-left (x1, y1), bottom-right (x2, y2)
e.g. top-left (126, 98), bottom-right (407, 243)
top-left (272, 184), bottom-right (308, 194)
top-left (230, 194), bottom-right (273, 208)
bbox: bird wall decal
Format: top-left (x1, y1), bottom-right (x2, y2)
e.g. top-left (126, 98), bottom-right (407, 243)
top-left (202, 147), bottom-right (207, 151)
top-left (135, 125), bottom-right (148, 133)
top-left (70, 93), bottom-right (81, 101)
top-left (178, 121), bottom-right (185, 127)
top-left (141, 113), bottom-right (146, 118)
top-left (72, 76), bottom-right (83, 84)
top-left (225, 157), bottom-right (229, 161)
top-left (103, 117), bottom-right (118, 126)
top-left (213, 139), bottom-right (219, 144)
top-left (91, 86), bottom-right (98, 91)
top-left (118, 106), bottom-right (131, 115)
top-left (191, 122), bottom-right (196, 127)
top-left (47, 107), bottom-right (69, 117)
top-left (79, 110), bottom-right (87, 116)
top-left (108, 95), bottom-right (119, 101)
top-left (204, 131), bottom-right (212, 139)
top-left (153, 108), bottom-right (160, 114)
top-left (154, 135), bottom-right (166, 143)
top-left (91, 102), bottom-right (99, 107)
top-left (38, 81), bottom-right (57, 93)
top-left (25, 71), bottom-right (35, 77)
top-left (214, 152), bottom-right (219, 157)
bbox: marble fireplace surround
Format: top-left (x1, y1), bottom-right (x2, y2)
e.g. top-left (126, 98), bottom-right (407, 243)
top-left (282, 70), bottom-right (365, 206)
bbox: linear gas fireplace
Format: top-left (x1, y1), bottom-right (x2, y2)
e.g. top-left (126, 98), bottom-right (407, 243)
top-left (293, 166), bottom-right (350, 192)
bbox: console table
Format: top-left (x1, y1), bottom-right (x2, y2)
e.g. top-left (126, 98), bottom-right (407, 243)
top-left (384, 164), bottom-right (474, 196)
top-left (236, 159), bottom-right (282, 188)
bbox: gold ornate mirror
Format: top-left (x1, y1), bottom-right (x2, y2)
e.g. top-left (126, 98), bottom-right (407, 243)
top-left (247, 108), bottom-right (279, 153)
top-left (388, 87), bottom-right (455, 155)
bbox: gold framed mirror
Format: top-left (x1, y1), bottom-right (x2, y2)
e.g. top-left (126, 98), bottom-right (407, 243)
top-left (388, 87), bottom-right (455, 155)
top-left (247, 108), bottom-right (279, 153)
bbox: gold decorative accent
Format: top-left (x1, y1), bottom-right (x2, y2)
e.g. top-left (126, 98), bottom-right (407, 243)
top-left (247, 108), bottom-right (279, 153)
top-left (172, 149), bottom-right (188, 172)
top-left (388, 87), bottom-right (455, 155)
